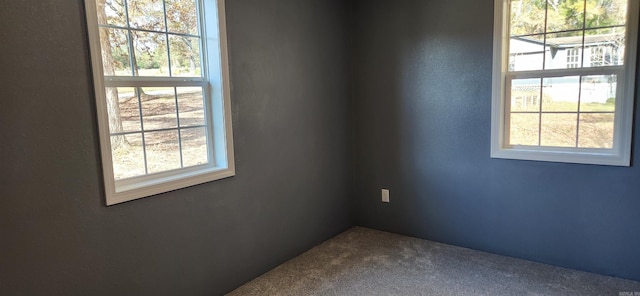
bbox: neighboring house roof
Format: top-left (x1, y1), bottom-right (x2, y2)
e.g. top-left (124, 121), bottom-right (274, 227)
top-left (512, 33), bottom-right (624, 48)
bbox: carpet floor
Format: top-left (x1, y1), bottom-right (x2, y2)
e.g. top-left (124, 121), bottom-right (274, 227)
top-left (228, 227), bottom-right (640, 296)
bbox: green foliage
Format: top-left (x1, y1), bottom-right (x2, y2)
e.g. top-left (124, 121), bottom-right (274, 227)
top-left (510, 0), bottom-right (547, 35)
top-left (510, 0), bottom-right (626, 36)
top-left (137, 56), bottom-right (161, 69)
top-left (555, 0), bottom-right (585, 31)
top-left (112, 47), bottom-right (130, 70)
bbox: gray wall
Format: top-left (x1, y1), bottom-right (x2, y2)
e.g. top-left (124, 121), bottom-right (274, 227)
top-left (4, 0), bottom-right (640, 294)
top-left (352, 0), bottom-right (640, 281)
top-left (0, 0), bottom-right (351, 295)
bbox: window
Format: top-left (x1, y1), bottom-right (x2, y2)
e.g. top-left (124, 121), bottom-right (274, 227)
top-left (566, 48), bottom-right (580, 68)
top-left (588, 45), bottom-right (621, 67)
top-left (85, 0), bottom-right (234, 205)
top-left (491, 0), bottom-right (638, 166)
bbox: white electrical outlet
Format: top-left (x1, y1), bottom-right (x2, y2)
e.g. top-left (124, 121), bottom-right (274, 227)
top-left (381, 189), bottom-right (390, 203)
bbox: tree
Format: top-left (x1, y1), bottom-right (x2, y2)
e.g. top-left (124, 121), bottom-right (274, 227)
top-left (510, 0), bottom-right (626, 36)
top-left (97, 0), bottom-right (127, 148)
top-left (127, 0), bottom-right (167, 76)
top-left (165, 0), bottom-right (200, 75)
top-left (101, 0), bottom-right (200, 77)
top-left (510, 0), bottom-right (547, 36)
top-left (584, 0), bottom-right (626, 27)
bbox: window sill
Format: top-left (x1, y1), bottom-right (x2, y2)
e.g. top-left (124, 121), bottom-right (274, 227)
top-left (107, 166), bottom-right (235, 205)
top-left (490, 146), bottom-right (629, 166)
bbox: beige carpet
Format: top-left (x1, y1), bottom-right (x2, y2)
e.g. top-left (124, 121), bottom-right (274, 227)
top-left (228, 227), bottom-right (640, 295)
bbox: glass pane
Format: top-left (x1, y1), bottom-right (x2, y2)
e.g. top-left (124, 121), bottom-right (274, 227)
top-left (584, 27), bottom-right (625, 67)
top-left (169, 35), bottom-right (202, 77)
top-left (98, 0), bottom-right (127, 26)
top-left (578, 113), bottom-right (614, 148)
top-left (177, 87), bottom-right (205, 126)
top-left (585, 0), bottom-right (627, 28)
top-left (106, 87), bottom-right (141, 132)
top-left (181, 127), bottom-right (208, 167)
top-left (166, 0), bottom-right (198, 35)
top-left (510, 0), bottom-right (547, 36)
top-left (145, 131), bottom-right (181, 174)
top-left (131, 30), bottom-right (169, 76)
top-left (545, 31), bottom-right (583, 70)
top-left (111, 133), bottom-right (146, 180)
top-left (509, 35), bottom-right (544, 71)
top-left (127, 0), bottom-right (166, 31)
top-left (99, 28), bottom-right (131, 76)
top-left (546, 0), bottom-right (585, 33)
top-left (540, 113), bottom-right (578, 147)
top-left (542, 76), bottom-right (580, 111)
top-left (509, 113), bottom-right (540, 145)
top-left (140, 87), bottom-right (178, 130)
top-left (511, 78), bottom-right (541, 112)
top-left (580, 75), bottom-right (616, 111)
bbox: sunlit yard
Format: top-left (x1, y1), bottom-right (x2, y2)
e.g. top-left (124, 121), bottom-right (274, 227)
top-left (509, 101), bottom-right (615, 148)
top-left (109, 89), bottom-right (209, 180)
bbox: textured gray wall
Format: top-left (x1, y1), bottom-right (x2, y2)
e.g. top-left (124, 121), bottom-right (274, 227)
top-left (4, 0), bottom-right (640, 293)
top-left (352, 0), bottom-right (640, 281)
top-left (0, 0), bottom-right (351, 295)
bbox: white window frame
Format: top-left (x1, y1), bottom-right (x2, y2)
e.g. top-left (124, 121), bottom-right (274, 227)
top-left (491, 0), bottom-right (639, 166)
top-left (85, 0), bottom-right (234, 205)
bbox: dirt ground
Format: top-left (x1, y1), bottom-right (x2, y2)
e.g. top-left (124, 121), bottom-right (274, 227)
top-left (510, 112), bottom-right (614, 148)
top-left (109, 88), bottom-right (209, 179)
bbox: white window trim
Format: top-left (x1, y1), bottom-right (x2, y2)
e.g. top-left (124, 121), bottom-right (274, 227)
top-left (85, 0), bottom-right (235, 205)
top-left (491, 0), bottom-right (639, 166)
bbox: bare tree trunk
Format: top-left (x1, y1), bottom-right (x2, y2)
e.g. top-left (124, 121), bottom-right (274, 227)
top-left (97, 0), bottom-right (127, 148)
top-left (181, 36), bottom-right (196, 73)
top-left (130, 36), bottom-right (141, 77)
top-left (128, 33), bottom-right (147, 97)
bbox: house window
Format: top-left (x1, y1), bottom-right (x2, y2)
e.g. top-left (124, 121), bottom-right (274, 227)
top-left (589, 45), bottom-right (620, 67)
top-left (491, 0), bottom-right (638, 166)
top-left (590, 46), bottom-right (606, 66)
top-left (566, 48), bottom-right (580, 68)
top-left (85, 0), bottom-right (235, 205)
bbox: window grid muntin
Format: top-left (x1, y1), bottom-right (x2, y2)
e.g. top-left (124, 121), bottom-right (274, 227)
top-left (508, 27), bottom-right (626, 72)
top-left (505, 70), bottom-right (619, 149)
top-left (173, 87), bottom-right (184, 168)
top-left (110, 124), bottom-right (206, 136)
top-left (99, 23), bottom-right (201, 40)
top-left (106, 85), bottom-right (210, 180)
top-left (135, 86), bottom-right (149, 174)
top-left (503, 60), bottom-right (624, 150)
top-left (510, 24), bottom-right (625, 39)
top-left (86, 0), bottom-right (235, 203)
top-left (492, 0), bottom-right (636, 166)
top-left (99, 0), bottom-right (211, 181)
top-left (161, 0), bottom-right (173, 78)
top-left (575, 73), bottom-right (583, 146)
top-left (503, 42), bottom-right (623, 149)
top-left (508, 0), bottom-right (626, 73)
top-left (540, 0), bottom-right (549, 71)
top-left (98, 0), bottom-right (203, 79)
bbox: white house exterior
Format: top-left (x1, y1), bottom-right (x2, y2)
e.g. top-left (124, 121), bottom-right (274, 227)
top-left (509, 32), bottom-right (623, 105)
